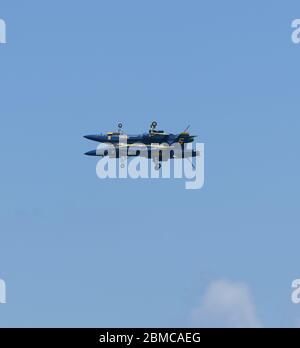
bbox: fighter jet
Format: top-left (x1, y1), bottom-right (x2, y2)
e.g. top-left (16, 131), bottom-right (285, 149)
top-left (84, 121), bottom-right (196, 145)
top-left (84, 121), bottom-right (200, 170)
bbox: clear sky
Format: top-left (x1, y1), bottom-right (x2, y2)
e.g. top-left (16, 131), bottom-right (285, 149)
top-left (0, 0), bottom-right (299, 327)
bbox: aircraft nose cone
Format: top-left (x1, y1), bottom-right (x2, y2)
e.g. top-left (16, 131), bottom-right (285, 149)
top-left (84, 150), bottom-right (97, 156)
top-left (84, 135), bottom-right (99, 141)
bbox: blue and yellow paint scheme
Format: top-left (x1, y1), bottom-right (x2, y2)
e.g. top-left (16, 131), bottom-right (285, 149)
top-left (84, 122), bottom-right (199, 170)
top-left (84, 121), bottom-right (196, 146)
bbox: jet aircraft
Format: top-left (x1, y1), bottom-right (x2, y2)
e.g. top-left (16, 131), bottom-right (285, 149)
top-left (84, 121), bottom-right (196, 145)
top-left (84, 121), bottom-right (200, 170)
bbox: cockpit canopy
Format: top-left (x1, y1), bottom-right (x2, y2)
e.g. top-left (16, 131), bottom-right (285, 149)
top-left (151, 130), bottom-right (165, 134)
top-left (106, 132), bottom-right (122, 136)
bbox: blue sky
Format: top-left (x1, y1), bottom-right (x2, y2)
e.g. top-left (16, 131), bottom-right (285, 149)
top-left (0, 0), bottom-right (299, 327)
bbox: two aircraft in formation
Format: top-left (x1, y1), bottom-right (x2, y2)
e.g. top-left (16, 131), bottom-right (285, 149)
top-left (84, 121), bottom-right (200, 170)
